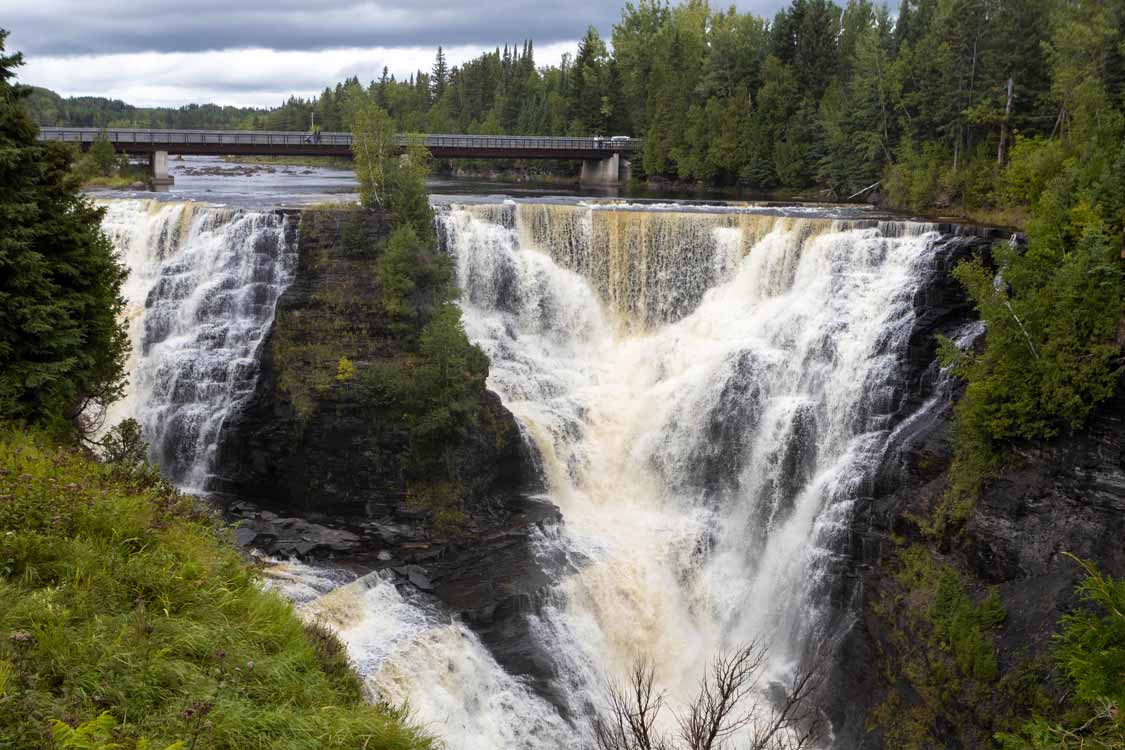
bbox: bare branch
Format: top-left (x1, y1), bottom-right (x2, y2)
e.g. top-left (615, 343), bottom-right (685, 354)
top-left (597, 642), bottom-right (825, 750)
top-left (595, 657), bottom-right (671, 750)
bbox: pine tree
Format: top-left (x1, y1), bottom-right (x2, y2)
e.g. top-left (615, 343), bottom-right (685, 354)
top-left (431, 47), bottom-right (448, 100)
top-left (0, 29), bottom-right (129, 432)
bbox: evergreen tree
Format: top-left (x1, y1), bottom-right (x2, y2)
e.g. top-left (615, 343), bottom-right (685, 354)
top-left (432, 46), bottom-right (449, 100)
top-left (0, 30), bottom-right (129, 433)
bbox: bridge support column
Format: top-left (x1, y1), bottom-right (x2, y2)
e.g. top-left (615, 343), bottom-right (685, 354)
top-left (580, 153), bottom-right (629, 188)
top-left (149, 150), bottom-right (174, 187)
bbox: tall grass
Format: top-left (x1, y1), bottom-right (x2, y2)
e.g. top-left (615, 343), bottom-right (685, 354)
top-left (0, 428), bottom-right (433, 750)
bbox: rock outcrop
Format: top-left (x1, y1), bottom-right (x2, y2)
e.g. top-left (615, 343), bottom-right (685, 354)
top-left (215, 208), bottom-right (560, 693)
top-left (823, 227), bottom-right (1125, 748)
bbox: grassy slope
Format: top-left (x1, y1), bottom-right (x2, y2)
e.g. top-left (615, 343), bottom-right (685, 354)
top-left (0, 428), bottom-right (432, 750)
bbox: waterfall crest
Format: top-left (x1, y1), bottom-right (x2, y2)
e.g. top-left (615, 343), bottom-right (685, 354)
top-left (100, 199), bottom-right (297, 490)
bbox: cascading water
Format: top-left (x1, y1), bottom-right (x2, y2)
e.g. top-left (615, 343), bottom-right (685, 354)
top-left (100, 194), bottom-right (958, 746)
top-left (99, 199), bottom-right (297, 490)
top-left (285, 202), bottom-right (949, 748)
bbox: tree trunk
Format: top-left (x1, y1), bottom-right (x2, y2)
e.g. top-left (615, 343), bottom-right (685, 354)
top-left (997, 76), bottom-right (1014, 165)
top-left (966, 36), bottom-right (979, 156)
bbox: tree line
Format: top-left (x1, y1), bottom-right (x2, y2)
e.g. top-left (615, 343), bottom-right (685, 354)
top-left (23, 0), bottom-right (1125, 206)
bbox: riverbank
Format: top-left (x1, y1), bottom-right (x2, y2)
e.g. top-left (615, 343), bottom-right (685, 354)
top-left (0, 427), bottom-right (433, 750)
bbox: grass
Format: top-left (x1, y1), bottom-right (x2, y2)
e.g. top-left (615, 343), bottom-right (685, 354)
top-left (0, 427), bottom-right (433, 750)
top-left (80, 174), bottom-right (148, 190)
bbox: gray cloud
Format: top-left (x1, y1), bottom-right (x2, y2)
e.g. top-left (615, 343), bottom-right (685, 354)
top-left (4, 0), bottom-right (812, 108)
top-left (3, 0), bottom-right (791, 56)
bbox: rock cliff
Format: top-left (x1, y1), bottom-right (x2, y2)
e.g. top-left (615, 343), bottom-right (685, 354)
top-left (215, 208), bottom-right (559, 691)
top-left (826, 228), bottom-right (1125, 748)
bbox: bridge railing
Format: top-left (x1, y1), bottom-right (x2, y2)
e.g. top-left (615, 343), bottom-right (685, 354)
top-left (37, 127), bottom-right (642, 152)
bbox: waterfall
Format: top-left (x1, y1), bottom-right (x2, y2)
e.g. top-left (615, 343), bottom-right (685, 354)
top-left (101, 195), bottom-right (951, 747)
top-left (287, 202), bottom-right (947, 748)
top-left (99, 199), bottom-right (297, 490)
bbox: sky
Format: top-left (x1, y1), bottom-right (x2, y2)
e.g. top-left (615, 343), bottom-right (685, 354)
top-left (1, 0), bottom-right (798, 108)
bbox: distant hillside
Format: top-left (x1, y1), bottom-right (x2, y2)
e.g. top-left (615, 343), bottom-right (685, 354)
top-left (26, 86), bottom-right (270, 129)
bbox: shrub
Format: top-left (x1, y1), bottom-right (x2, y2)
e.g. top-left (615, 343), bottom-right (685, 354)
top-left (335, 356), bottom-right (355, 383)
top-left (89, 130), bottom-right (117, 175)
top-left (870, 546), bottom-right (1031, 749)
top-left (999, 558), bottom-right (1125, 750)
top-left (375, 224), bottom-right (453, 329)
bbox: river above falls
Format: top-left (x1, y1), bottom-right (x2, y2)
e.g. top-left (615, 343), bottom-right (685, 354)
top-left (86, 155), bottom-right (926, 223)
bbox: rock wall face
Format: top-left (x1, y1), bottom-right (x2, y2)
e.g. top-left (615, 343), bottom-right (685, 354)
top-left (214, 208), bottom-right (559, 691)
top-left (825, 229), bottom-right (1125, 748)
top-left (217, 209), bottom-right (528, 525)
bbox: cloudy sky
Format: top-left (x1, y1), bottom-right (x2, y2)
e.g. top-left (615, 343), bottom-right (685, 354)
top-left (2, 0), bottom-right (797, 108)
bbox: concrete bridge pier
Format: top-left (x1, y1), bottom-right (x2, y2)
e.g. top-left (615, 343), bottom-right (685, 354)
top-left (580, 153), bottom-right (631, 188)
top-left (149, 150), bottom-right (174, 187)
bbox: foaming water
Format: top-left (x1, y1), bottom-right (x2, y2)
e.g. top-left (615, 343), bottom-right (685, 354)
top-left (102, 195), bottom-right (946, 747)
top-left (427, 202), bottom-right (936, 743)
top-left (263, 561), bottom-right (575, 748)
top-left (99, 199), bottom-right (297, 490)
top-left (288, 203), bottom-right (945, 747)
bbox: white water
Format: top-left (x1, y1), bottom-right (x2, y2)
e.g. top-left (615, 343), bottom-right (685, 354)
top-left (99, 199), bottom-right (297, 489)
top-left (103, 196), bottom-right (944, 747)
top-left (296, 203), bottom-right (942, 747)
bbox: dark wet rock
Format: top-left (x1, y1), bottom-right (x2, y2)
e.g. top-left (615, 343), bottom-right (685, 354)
top-left (214, 207), bottom-right (564, 701)
top-left (228, 510), bottom-right (363, 558)
top-left (822, 228), bottom-right (1125, 749)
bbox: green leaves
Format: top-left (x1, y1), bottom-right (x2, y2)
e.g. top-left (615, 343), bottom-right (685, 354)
top-left (998, 558), bottom-right (1125, 750)
top-left (0, 429), bottom-right (433, 750)
top-left (0, 34), bottom-right (129, 435)
top-left (952, 217), bottom-right (1123, 449)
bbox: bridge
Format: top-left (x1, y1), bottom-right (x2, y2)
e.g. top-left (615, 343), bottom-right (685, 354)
top-left (37, 127), bottom-right (640, 187)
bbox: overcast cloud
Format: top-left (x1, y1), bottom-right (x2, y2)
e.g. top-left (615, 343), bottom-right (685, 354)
top-left (2, 0), bottom-right (798, 107)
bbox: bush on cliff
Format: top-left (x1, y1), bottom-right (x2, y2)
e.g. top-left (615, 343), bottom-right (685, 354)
top-left (0, 31), bottom-right (129, 434)
top-left (999, 558), bottom-right (1125, 750)
top-left (0, 428), bottom-right (432, 750)
top-left (936, 70), bottom-right (1124, 522)
top-left (348, 95), bottom-right (434, 242)
top-left (337, 91), bottom-right (494, 534)
top-left (376, 224), bottom-right (453, 332)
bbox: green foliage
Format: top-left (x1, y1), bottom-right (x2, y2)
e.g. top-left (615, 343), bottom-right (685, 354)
top-left (1056, 560), bottom-right (1125, 716)
top-left (0, 30), bottom-right (130, 435)
top-left (89, 129), bottom-right (116, 174)
top-left (347, 94), bottom-right (396, 210)
top-left (1000, 136), bottom-right (1067, 206)
top-left (953, 230), bottom-right (1122, 445)
top-left (405, 304), bottom-right (490, 469)
top-left (405, 481), bottom-right (468, 539)
top-left (272, 202), bottom-right (488, 536)
top-left (99, 418), bottom-right (150, 469)
top-left (52, 713), bottom-right (184, 750)
top-left (376, 224), bottom-right (452, 329)
top-left (334, 356), bottom-right (355, 383)
top-left (0, 428), bottom-right (432, 750)
top-left (348, 94), bottom-right (436, 239)
top-left (386, 135), bottom-right (435, 241)
top-left (999, 558), bottom-right (1125, 750)
top-left (937, 151), bottom-right (1123, 525)
top-left (869, 545), bottom-right (1044, 749)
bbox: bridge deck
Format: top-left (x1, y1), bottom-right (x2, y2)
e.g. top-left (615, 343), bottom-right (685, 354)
top-left (37, 127), bottom-right (640, 160)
